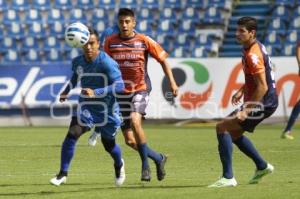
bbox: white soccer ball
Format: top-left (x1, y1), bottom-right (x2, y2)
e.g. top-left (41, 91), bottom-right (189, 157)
top-left (65, 22), bottom-right (90, 48)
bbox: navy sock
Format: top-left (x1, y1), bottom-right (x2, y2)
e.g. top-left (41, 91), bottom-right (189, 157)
top-left (137, 143), bottom-right (149, 170)
top-left (234, 135), bottom-right (267, 170)
top-left (217, 133), bottom-right (233, 179)
top-left (284, 100), bottom-right (300, 132)
top-left (147, 147), bottom-right (163, 163)
top-left (60, 135), bottom-right (77, 172)
top-left (109, 144), bottom-right (123, 167)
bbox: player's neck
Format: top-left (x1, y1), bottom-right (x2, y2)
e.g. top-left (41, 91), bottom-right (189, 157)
top-left (243, 38), bottom-right (256, 49)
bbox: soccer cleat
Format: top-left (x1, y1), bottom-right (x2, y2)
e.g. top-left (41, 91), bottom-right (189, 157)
top-left (281, 132), bottom-right (294, 140)
top-left (249, 163), bottom-right (274, 184)
top-left (208, 177), bottom-right (237, 188)
top-left (50, 172), bottom-right (67, 186)
top-left (88, 131), bottom-right (100, 146)
top-left (155, 154), bottom-right (167, 181)
top-left (141, 167), bottom-right (151, 182)
top-left (114, 159), bottom-right (126, 186)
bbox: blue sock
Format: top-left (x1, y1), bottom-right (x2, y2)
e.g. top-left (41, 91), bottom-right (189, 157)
top-left (137, 143), bottom-right (149, 170)
top-left (147, 147), bottom-right (163, 163)
top-left (284, 100), bottom-right (300, 132)
top-left (60, 135), bottom-right (77, 172)
top-left (217, 133), bottom-right (233, 179)
top-left (109, 144), bottom-right (123, 167)
top-left (234, 135), bottom-right (267, 170)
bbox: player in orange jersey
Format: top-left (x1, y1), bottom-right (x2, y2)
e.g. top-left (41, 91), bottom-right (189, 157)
top-left (209, 17), bottom-right (278, 188)
top-left (104, 8), bottom-right (178, 182)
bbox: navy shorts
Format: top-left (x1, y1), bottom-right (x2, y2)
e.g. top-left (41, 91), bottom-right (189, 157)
top-left (117, 91), bottom-right (149, 131)
top-left (230, 105), bottom-right (277, 133)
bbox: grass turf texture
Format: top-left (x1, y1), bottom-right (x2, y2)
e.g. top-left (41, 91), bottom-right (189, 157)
top-left (0, 124), bottom-right (299, 199)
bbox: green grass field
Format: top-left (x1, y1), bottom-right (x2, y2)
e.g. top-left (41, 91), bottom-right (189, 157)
top-left (0, 124), bottom-right (299, 199)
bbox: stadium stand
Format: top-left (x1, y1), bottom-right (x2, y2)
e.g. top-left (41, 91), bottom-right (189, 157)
top-left (0, 0), bottom-right (299, 63)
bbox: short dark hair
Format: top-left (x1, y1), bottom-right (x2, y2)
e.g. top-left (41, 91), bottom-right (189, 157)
top-left (88, 27), bottom-right (99, 41)
top-left (118, 8), bottom-right (135, 18)
top-left (237, 16), bottom-right (257, 32)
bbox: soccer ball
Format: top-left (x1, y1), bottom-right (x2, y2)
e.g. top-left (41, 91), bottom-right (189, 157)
top-left (65, 22), bottom-right (90, 48)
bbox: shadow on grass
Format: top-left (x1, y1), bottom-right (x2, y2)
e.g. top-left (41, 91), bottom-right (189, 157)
top-left (0, 183), bottom-right (207, 197)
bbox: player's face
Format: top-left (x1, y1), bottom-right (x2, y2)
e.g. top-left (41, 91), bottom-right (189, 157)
top-left (236, 25), bottom-right (255, 45)
top-left (118, 15), bottom-right (136, 38)
top-left (82, 34), bottom-right (100, 61)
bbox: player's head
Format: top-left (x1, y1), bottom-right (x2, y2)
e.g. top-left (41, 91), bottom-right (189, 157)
top-left (82, 27), bottom-right (100, 62)
top-left (236, 16), bottom-right (257, 45)
top-left (117, 8), bottom-right (136, 38)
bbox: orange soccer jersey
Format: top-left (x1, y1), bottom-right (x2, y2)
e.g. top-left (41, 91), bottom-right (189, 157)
top-left (241, 41), bottom-right (277, 107)
top-left (104, 33), bottom-right (168, 93)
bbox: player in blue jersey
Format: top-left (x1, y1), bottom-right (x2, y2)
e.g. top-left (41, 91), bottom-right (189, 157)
top-left (281, 42), bottom-right (300, 140)
top-left (50, 27), bottom-right (126, 187)
top-left (208, 17), bottom-right (278, 188)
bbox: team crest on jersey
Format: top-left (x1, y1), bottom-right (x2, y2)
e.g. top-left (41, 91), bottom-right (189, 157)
top-left (82, 109), bottom-right (91, 118)
top-left (76, 66), bottom-right (84, 75)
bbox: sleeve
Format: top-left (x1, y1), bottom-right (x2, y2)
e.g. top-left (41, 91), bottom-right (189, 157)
top-left (143, 35), bottom-right (168, 63)
top-left (246, 52), bottom-right (265, 75)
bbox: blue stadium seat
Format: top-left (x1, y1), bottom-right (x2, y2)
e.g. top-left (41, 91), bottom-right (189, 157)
top-left (283, 44), bottom-right (295, 56)
top-left (163, 0), bottom-right (182, 10)
top-left (135, 20), bottom-right (153, 36)
top-left (69, 8), bottom-right (88, 24)
top-left (77, 0), bottom-right (94, 10)
top-left (177, 19), bottom-right (197, 36)
top-left (32, 0), bottom-right (52, 10)
top-left (195, 34), bottom-right (213, 46)
top-left (182, 7), bottom-right (200, 20)
top-left (119, 0), bottom-right (139, 9)
top-left (169, 46), bottom-right (190, 58)
top-left (157, 19), bottom-right (176, 36)
top-left (54, 0), bottom-right (73, 10)
top-left (24, 9), bottom-right (43, 25)
top-left (289, 16), bottom-right (300, 29)
top-left (0, 0), bottom-right (9, 11)
top-left (27, 22), bottom-right (47, 39)
top-left (264, 31), bottom-right (282, 54)
top-left (3, 37), bottom-right (18, 51)
top-left (45, 48), bottom-right (63, 62)
top-left (65, 48), bottom-right (81, 60)
top-left (93, 21), bottom-right (107, 33)
top-left (2, 49), bottom-right (21, 63)
top-left (140, 0), bottom-right (160, 10)
top-left (185, 0), bottom-right (205, 9)
top-left (267, 18), bottom-right (287, 36)
top-left (138, 7), bottom-right (155, 22)
top-left (202, 7), bottom-right (225, 26)
top-left (160, 7), bottom-right (178, 23)
top-left (48, 21), bottom-right (65, 39)
top-left (271, 5), bottom-right (291, 22)
top-left (192, 47), bottom-right (209, 57)
top-left (23, 49), bottom-right (43, 62)
top-left (0, 28), bottom-right (3, 39)
top-left (47, 9), bottom-right (65, 24)
top-left (12, 0), bottom-right (30, 11)
top-left (98, 0), bottom-right (115, 10)
top-left (293, 5), bottom-right (300, 16)
top-left (264, 44), bottom-right (282, 56)
top-left (208, 0), bottom-right (232, 11)
top-left (285, 30), bottom-right (299, 44)
top-left (92, 8), bottom-right (108, 23)
top-left (21, 37), bottom-right (40, 53)
top-left (6, 22), bottom-right (24, 39)
top-left (3, 9), bottom-right (21, 25)
top-left (274, 0), bottom-right (295, 7)
top-left (44, 36), bottom-right (62, 51)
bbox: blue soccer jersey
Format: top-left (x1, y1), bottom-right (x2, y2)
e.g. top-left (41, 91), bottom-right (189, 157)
top-left (70, 51), bottom-right (123, 132)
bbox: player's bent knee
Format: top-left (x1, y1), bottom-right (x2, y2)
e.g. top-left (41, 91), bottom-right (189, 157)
top-left (125, 139), bottom-right (137, 149)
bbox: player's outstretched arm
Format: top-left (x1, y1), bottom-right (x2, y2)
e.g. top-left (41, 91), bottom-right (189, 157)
top-left (59, 73), bottom-right (78, 102)
top-left (231, 85), bottom-right (244, 106)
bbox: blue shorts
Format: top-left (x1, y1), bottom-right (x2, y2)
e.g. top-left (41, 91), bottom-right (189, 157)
top-left (230, 105), bottom-right (277, 133)
top-left (75, 103), bottom-right (121, 140)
